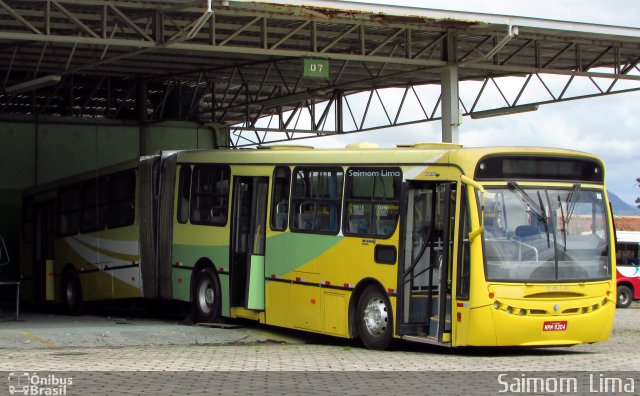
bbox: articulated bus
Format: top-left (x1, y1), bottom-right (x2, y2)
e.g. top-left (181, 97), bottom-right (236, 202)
top-left (20, 143), bottom-right (615, 349)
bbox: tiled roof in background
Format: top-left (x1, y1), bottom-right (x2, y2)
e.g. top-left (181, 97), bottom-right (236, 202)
top-left (615, 216), bottom-right (640, 232)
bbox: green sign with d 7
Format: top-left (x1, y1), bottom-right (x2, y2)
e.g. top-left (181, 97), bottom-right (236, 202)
top-left (304, 59), bottom-right (329, 78)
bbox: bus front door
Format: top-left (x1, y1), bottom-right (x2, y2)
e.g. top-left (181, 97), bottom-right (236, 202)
top-left (397, 181), bottom-right (455, 343)
top-left (230, 176), bottom-right (269, 311)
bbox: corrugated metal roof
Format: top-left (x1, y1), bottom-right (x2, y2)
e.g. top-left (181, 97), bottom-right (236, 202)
top-left (0, 0), bottom-right (639, 145)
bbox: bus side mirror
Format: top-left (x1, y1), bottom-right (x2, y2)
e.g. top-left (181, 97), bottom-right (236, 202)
top-left (0, 237), bottom-right (9, 266)
top-left (460, 175), bottom-right (485, 242)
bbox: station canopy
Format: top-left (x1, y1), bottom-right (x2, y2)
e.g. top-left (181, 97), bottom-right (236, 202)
top-left (1, 0), bottom-right (640, 146)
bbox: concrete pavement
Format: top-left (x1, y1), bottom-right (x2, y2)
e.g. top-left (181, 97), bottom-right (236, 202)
top-left (0, 308), bottom-right (638, 395)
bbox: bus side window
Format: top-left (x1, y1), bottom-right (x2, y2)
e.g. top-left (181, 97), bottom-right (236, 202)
top-left (190, 165), bottom-right (230, 226)
top-left (81, 179), bottom-right (107, 233)
top-left (57, 185), bottom-right (82, 237)
top-left (177, 165), bottom-right (192, 224)
top-left (344, 167), bottom-right (401, 237)
top-left (291, 167), bottom-right (343, 234)
top-left (270, 166), bottom-right (291, 231)
top-left (107, 171), bottom-right (136, 229)
top-left (617, 242), bottom-right (640, 266)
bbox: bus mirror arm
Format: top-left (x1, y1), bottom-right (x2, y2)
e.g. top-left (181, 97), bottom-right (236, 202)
top-left (460, 175), bottom-right (485, 194)
top-left (460, 175), bottom-right (485, 241)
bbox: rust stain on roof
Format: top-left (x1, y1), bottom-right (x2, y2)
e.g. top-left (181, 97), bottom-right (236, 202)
top-left (264, 2), bottom-right (482, 27)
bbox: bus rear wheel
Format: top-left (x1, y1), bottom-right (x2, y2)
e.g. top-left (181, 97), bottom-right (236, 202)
top-left (356, 285), bottom-right (393, 350)
top-left (61, 270), bottom-right (83, 315)
top-left (617, 285), bottom-right (633, 308)
top-left (193, 268), bottom-right (221, 323)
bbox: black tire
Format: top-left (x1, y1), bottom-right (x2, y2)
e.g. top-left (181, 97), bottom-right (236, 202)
top-left (356, 285), bottom-right (393, 350)
top-left (193, 268), bottom-right (221, 323)
top-left (61, 270), bottom-right (84, 315)
top-left (617, 285), bottom-right (633, 309)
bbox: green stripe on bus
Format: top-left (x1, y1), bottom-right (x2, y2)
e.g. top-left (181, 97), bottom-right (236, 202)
top-left (266, 232), bottom-right (342, 276)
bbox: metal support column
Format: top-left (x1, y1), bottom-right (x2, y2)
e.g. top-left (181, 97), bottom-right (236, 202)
top-left (441, 30), bottom-right (459, 143)
top-left (440, 65), bottom-right (459, 143)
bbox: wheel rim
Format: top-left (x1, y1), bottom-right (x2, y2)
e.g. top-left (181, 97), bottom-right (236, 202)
top-left (619, 290), bottom-right (630, 306)
top-left (363, 296), bottom-right (388, 337)
top-left (197, 277), bottom-right (214, 315)
top-left (65, 279), bottom-right (76, 307)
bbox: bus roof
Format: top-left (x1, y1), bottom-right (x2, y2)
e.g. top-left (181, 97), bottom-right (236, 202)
top-left (23, 143), bottom-right (605, 197)
top-left (176, 144), bottom-right (604, 175)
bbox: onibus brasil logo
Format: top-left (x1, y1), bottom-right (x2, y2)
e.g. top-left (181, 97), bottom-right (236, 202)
top-left (8, 372), bottom-right (72, 395)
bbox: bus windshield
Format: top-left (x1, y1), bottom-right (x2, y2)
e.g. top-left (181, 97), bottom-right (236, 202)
top-left (483, 185), bottom-right (609, 282)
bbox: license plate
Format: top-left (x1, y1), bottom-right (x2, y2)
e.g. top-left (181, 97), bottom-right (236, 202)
top-left (543, 321), bottom-right (567, 331)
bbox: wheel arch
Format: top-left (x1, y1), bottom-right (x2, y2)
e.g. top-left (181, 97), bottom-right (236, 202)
top-left (617, 281), bottom-right (635, 295)
top-left (348, 277), bottom-right (391, 339)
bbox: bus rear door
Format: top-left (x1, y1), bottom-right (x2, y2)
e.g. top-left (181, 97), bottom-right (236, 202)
top-left (230, 176), bottom-right (269, 312)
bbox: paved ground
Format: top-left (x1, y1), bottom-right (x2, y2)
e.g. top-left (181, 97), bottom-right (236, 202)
top-left (0, 305), bottom-right (639, 395)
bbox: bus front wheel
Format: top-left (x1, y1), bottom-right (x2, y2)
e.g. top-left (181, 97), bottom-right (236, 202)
top-left (61, 270), bottom-right (84, 315)
top-left (193, 268), bottom-right (221, 323)
top-left (356, 285), bottom-right (393, 350)
top-left (617, 285), bottom-right (633, 309)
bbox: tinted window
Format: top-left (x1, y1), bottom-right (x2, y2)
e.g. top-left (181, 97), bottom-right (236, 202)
top-left (617, 242), bottom-right (639, 265)
top-left (190, 165), bottom-right (230, 226)
top-left (291, 167), bottom-right (343, 234)
top-left (107, 172), bottom-right (136, 229)
top-left (475, 155), bottom-right (603, 182)
top-left (177, 165), bottom-right (192, 224)
top-left (57, 185), bottom-right (82, 236)
top-left (81, 179), bottom-right (107, 233)
top-left (344, 168), bottom-right (401, 237)
top-left (457, 187), bottom-right (471, 300)
top-left (270, 167), bottom-right (291, 231)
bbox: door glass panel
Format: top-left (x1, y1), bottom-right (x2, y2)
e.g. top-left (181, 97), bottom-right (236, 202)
top-left (399, 182), bottom-right (455, 340)
top-left (253, 181), bottom-right (268, 255)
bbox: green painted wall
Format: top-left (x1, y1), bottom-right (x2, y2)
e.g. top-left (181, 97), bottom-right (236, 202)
top-left (37, 123), bottom-right (139, 183)
top-left (0, 122), bottom-right (36, 188)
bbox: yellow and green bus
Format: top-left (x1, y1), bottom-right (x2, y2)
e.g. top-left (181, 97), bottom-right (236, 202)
top-left (20, 143), bottom-right (615, 349)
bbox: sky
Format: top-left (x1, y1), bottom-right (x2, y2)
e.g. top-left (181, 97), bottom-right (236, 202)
top-left (296, 0), bottom-right (640, 207)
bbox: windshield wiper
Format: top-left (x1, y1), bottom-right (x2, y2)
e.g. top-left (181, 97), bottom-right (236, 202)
top-left (508, 182), bottom-right (550, 246)
top-left (537, 190), bottom-right (551, 248)
top-left (565, 183), bottom-right (581, 224)
top-left (558, 195), bottom-right (567, 251)
top-left (507, 182), bottom-right (548, 224)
